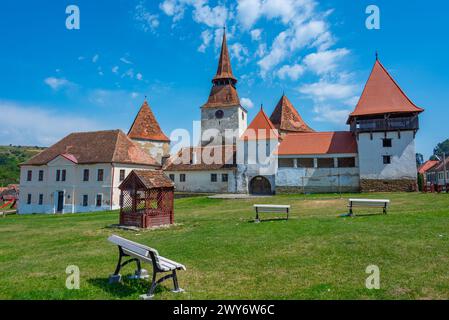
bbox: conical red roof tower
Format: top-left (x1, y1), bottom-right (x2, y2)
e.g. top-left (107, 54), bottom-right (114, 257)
top-left (270, 94), bottom-right (314, 134)
top-left (348, 58), bottom-right (423, 123)
top-left (128, 100), bottom-right (170, 142)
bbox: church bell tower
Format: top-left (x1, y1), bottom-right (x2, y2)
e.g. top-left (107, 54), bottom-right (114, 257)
top-left (200, 28), bottom-right (247, 146)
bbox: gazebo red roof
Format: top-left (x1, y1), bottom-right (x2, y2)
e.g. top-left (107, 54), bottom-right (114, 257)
top-left (418, 160), bottom-right (439, 174)
top-left (269, 94), bottom-right (314, 133)
top-left (348, 59), bottom-right (424, 122)
top-left (128, 101), bottom-right (170, 142)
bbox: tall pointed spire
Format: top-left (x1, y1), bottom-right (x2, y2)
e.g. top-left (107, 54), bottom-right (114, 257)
top-left (202, 27), bottom-right (240, 109)
top-left (213, 28), bottom-right (237, 86)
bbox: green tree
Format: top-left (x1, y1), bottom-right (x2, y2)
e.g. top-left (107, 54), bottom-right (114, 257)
top-left (432, 139), bottom-right (449, 158)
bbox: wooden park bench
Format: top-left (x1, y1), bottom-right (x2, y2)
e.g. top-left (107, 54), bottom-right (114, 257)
top-left (108, 235), bottom-right (186, 299)
top-left (253, 204), bottom-right (290, 222)
top-left (348, 199), bottom-right (390, 216)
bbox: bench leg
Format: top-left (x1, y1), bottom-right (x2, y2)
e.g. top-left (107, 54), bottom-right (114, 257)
top-left (255, 208), bottom-right (260, 223)
top-left (141, 269), bottom-right (184, 299)
top-left (349, 204), bottom-right (354, 217)
top-left (109, 247), bottom-right (143, 283)
top-left (172, 270), bottom-right (184, 293)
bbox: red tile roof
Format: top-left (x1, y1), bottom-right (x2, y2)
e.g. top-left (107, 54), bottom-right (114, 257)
top-left (428, 158), bottom-right (449, 173)
top-left (128, 101), bottom-right (170, 142)
top-left (348, 59), bottom-right (424, 121)
top-left (164, 145), bottom-right (236, 171)
top-left (418, 160), bottom-right (439, 174)
top-left (270, 95), bottom-right (314, 133)
top-left (241, 108), bottom-right (280, 141)
top-left (22, 130), bottom-right (159, 166)
top-left (120, 170), bottom-right (174, 189)
top-left (277, 132), bottom-right (357, 155)
top-left (202, 84), bottom-right (241, 109)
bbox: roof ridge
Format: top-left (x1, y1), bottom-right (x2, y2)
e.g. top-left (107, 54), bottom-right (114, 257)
top-left (375, 60), bottom-right (424, 112)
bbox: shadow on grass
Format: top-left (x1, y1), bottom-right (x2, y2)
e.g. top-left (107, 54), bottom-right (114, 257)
top-left (88, 276), bottom-right (167, 298)
top-left (248, 218), bottom-right (289, 223)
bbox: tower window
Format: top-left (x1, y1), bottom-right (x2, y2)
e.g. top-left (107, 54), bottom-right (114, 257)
top-left (222, 174), bottom-right (228, 182)
top-left (180, 174), bottom-right (186, 182)
top-left (27, 170), bottom-right (32, 181)
top-left (169, 174), bottom-right (175, 182)
top-left (383, 155), bottom-right (391, 164)
top-left (383, 138), bottom-right (392, 148)
top-left (215, 110), bottom-right (224, 119)
top-left (83, 169), bottom-right (90, 181)
top-left (119, 170), bottom-right (126, 181)
top-left (211, 174), bottom-right (217, 182)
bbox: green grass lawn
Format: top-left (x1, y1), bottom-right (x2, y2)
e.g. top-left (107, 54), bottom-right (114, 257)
top-left (0, 192), bottom-right (448, 300)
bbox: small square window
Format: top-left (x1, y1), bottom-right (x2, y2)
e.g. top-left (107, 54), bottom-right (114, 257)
top-left (180, 174), bottom-right (186, 182)
top-left (383, 155), bottom-right (391, 164)
top-left (211, 174), bottom-right (217, 182)
top-left (383, 138), bottom-right (392, 148)
top-left (169, 174), bottom-right (175, 182)
top-left (222, 174), bottom-right (228, 182)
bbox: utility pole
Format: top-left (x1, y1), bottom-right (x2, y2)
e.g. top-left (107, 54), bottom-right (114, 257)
top-left (443, 152), bottom-right (448, 192)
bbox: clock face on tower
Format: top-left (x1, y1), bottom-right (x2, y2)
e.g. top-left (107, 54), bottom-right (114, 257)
top-left (215, 110), bottom-right (224, 119)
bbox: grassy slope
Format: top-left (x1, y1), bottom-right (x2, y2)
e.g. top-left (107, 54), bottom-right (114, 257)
top-left (0, 145), bottom-right (45, 186)
top-left (0, 192), bottom-right (448, 300)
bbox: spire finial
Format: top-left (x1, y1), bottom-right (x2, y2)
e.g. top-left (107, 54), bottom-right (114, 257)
top-left (260, 103), bottom-right (263, 111)
top-left (375, 50), bottom-right (379, 61)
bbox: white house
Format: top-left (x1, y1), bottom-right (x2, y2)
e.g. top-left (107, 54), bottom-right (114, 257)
top-left (18, 130), bottom-right (160, 214)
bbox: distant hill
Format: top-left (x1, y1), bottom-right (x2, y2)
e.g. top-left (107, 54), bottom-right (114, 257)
top-left (0, 145), bottom-right (46, 186)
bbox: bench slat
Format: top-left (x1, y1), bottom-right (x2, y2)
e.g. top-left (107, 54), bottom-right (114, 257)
top-left (108, 235), bottom-right (185, 271)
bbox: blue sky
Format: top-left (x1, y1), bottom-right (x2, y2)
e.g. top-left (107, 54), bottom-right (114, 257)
top-left (0, 0), bottom-right (448, 158)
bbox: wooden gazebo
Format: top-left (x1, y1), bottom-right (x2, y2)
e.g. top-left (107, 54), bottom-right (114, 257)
top-left (119, 170), bottom-right (175, 229)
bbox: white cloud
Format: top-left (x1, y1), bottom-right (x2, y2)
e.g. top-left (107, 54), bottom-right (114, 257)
top-left (112, 66), bottom-right (119, 74)
top-left (230, 42), bottom-right (249, 62)
top-left (44, 77), bottom-right (74, 91)
top-left (0, 101), bottom-right (101, 146)
top-left (237, 0), bottom-right (262, 29)
top-left (120, 57), bottom-right (133, 65)
top-left (303, 48), bottom-right (349, 75)
top-left (276, 64), bottom-right (305, 81)
top-left (160, 0), bottom-right (228, 28)
top-left (135, 1), bottom-right (160, 33)
top-left (250, 28), bottom-right (262, 41)
top-left (312, 105), bottom-right (351, 125)
top-left (92, 54), bottom-right (99, 63)
top-left (198, 29), bottom-right (213, 52)
top-left (241, 97), bottom-right (254, 109)
top-left (136, 73), bottom-right (143, 80)
top-left (299, 80), bottom-right (358, 101)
